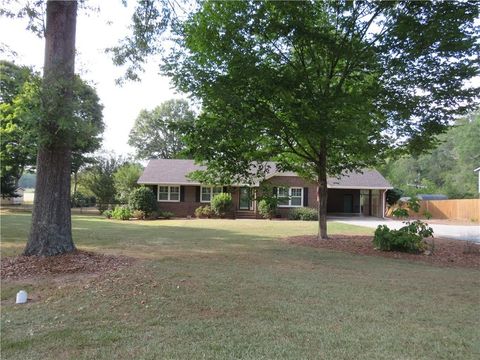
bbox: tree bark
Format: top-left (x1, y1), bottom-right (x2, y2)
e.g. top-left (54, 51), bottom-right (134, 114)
top-left (24, 1), bottom-right (77, 256)
top-left (316, 151), bottom-right (328, 240)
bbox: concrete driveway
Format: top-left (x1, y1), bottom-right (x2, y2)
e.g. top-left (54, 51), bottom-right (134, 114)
top-left (331, 217), bottom-right (480, 242)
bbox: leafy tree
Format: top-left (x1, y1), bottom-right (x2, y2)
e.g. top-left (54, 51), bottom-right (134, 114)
top-left (0, 61), bottom-right (39, 197)
top-left (78, 155), bottom-right (122, 212)
top-left (22, 0), bottom-right (79, 255)
top-left (113, 162), bottom-right (143, 203)
top-left (159, 1), bottom-right (478, 239)
top-left (380, 112), bottom-right (480, 198)
top-left (128, 99), bottom-right (194, 159)
top-left (1, 60), bottom-right (104, 200)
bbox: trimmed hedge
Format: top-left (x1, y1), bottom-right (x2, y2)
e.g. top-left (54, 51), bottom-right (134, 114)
top-left (288, 207), bottom-right (318, 221)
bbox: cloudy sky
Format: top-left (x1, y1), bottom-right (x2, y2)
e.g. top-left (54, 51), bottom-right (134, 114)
top-left (0, 1), bottom-right (184, 156)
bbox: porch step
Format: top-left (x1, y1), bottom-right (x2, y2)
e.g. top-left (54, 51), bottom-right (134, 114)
top-left (235, 211), bottom-right (257, 219)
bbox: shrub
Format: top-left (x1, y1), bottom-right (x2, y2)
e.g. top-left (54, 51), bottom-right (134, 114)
top-left (373, 220), bottom-right (433, 253)
top-left (103, 209), bottom-right (112, 219)
top-left (111, 206), bottom-right (132, 220)
top-left (146, 211), bottom-right (159, 220)
top-left (159, 211), bottom-right (174, 219)
top-left (257, 184), bottom-right (280, 219)
top-left (392, 208), bottom-right (409, 219)
top-left (132, 210), bottom-right (145, 220)
top-left (194, 206), bottom-right (204, 218)
top-left (257, 199), bottom-right (278, 219)
top-left (202, 205), bottom-right (214, 218)
top-left (210, 193), bottom-right (233, 217)
top-left (288, 207), bottom-right (318, 221)
top-left (128, 187), bottom-right (158, 216)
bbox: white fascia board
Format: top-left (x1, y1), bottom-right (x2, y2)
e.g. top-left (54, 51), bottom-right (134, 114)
top-left (327, 185), bottom-right (394, 190)
top-left (137, 181), bottom-right (201, 185)
top-left (264, 172), bottom-right (298, 180)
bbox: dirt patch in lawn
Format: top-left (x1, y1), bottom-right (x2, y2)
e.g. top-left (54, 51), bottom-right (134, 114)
top-left (286, 235), bottom-right (480, 269)
top-left (1, 250), bottom-right (135, 280)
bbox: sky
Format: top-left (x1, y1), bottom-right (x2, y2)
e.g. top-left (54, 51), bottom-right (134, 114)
top-left (0, 1), bottom-right (184, 156)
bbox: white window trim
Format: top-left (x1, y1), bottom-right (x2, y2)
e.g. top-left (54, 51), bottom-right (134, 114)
top-left (200, 186), bottom-right (223, 203)
top-left (277, 187), bottom-right (304, 208)
top-left (157, 185), bottom-right (181, 202)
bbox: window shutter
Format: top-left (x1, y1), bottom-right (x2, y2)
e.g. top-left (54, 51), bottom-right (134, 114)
top-left (272, 187), bottom-right (277, 196)
top-left (223, 186), bottom-right (228, 193)
top-left (195, 186), bottom-right (201, 202)
top-left (180, 186), bottom-right (185, 202)
top-left (303, 187), bottom-right (309, 207)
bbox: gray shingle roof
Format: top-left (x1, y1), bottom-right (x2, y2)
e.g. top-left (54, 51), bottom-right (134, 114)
top-left (138, 159), bottom-right (392, 189)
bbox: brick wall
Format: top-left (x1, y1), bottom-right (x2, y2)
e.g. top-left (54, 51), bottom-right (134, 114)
top-left (263, 176), bottom-right (317, 218)
top-left (150, 185), bottom-right (242, 217)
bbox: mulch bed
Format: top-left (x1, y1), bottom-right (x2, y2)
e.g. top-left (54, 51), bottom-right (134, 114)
top-left (1, 250), bottom-right (135, 280)
top-left (286, 235), bottom-right (480, 269)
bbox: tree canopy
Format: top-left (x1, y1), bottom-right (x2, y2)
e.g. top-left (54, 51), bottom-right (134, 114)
top-left (0, 60), bottom-right (104, 198)
top-left (128, 99), bottom-right (194, 160)
top-left (380, 112), bottom-right (480, 199)
top-left (159, 0), bottom-right (479, 238)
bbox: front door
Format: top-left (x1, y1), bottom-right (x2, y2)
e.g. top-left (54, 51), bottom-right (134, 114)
top-left (239, 187), bottom-right (253, 210)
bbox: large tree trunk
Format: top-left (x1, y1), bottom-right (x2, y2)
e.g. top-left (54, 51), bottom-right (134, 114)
top-left (316, 150), bottom-right (328, 240)
top-left (24, 1), bottom-right (77, 256)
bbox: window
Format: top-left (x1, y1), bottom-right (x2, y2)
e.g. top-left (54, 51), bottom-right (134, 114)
top-left (157, 185), bottom-right (180, 202)
top-left (277, 187), bottom-right (289, 206)
top-left (201, 186), bottom-right (223, 202)
top-left (277, 187), bottom-right (303, 207)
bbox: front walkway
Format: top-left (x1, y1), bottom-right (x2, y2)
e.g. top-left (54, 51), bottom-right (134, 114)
top-left (330, 216), bottom-right (480, 242)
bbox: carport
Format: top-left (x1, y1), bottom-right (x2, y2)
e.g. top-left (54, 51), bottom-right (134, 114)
top-left (326, 170), bottom-right (393, 218)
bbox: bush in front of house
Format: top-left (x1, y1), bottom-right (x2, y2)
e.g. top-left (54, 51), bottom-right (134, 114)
top-left (288, 207), bottom-right (318, 221)
top-left (194, 206), bottom-right (204, 218)
top-left (111, 206), bottom-right (132, 220)
top-left (195, 205), bottom-right (213, 218)
top-left (132, 210), bottom-right (146, 220)
top-left (210, 193), bottom-right (233, 218)
top-left (159, 211), bottom-right (174, 219)
top-left (128, 187), bottom-right (158, 216)
top-left (373, 220), bottom-right (433, 253)
top-left (258, 199), bottom-right (277, 219)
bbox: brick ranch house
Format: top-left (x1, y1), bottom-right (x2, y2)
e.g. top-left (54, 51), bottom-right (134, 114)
top-left (138, 159), bottom-right (392, 219)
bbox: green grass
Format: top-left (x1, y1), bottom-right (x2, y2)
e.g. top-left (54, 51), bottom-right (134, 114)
top-left (1, 212), bottom-right (479, 359)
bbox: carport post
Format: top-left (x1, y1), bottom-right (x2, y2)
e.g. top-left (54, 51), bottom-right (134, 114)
top-left (382, 190), bottom-right (386, 219)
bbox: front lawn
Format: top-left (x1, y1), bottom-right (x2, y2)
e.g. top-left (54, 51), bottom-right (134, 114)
top-left (1, 212), bottom-right (479, 359)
